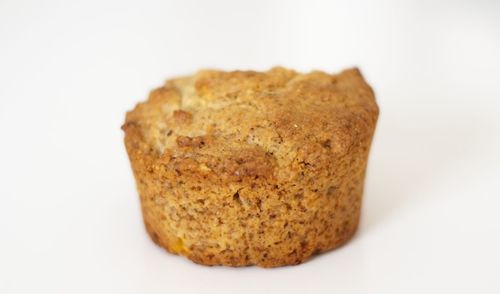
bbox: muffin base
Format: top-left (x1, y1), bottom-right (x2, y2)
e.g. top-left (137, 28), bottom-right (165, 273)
top-left (144, 211), bottom-right (359, 267)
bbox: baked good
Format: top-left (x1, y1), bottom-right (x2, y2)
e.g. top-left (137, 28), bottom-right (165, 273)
top-left (122, 67), bottom-right (378, 267)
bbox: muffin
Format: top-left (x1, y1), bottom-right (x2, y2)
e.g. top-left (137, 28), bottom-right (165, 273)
top-left (122, 67), bottom-right (378, 267)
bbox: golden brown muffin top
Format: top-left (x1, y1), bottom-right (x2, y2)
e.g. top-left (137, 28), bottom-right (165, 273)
top-left (123, 67), bottom-right (378, 182)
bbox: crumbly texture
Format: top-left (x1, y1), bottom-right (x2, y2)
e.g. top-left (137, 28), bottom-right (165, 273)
top-left (122, 67), bottom-right (378, 267)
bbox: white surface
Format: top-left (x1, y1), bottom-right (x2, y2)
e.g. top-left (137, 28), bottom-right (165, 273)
top-left (1, 0), bottom-right (499, 293)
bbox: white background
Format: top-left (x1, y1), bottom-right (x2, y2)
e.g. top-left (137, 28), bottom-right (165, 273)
top-left (1, 0), bottom-right (499, 293)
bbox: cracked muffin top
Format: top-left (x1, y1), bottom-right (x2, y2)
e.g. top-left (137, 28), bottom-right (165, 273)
top-left (123, 67), bottom-right (378, 182)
